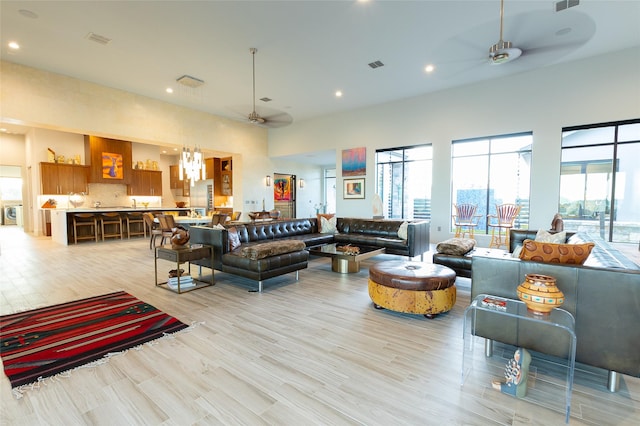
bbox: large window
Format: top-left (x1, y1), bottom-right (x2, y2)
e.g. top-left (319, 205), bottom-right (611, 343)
top-left (559, 119), bottom-right (640, 243)
top-left (375, 145), bottom-right (432, 219)
top-left (451, 133), bottom-right (532, 233)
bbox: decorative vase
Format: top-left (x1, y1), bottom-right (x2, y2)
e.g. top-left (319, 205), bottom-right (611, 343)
top-left (517, 273), bottom-right (564, 315)
top-left (170, 225), bottom-right (190, 249)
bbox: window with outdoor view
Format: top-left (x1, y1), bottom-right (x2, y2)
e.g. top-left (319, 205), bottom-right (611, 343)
top-left (451, 133), bottom-right (532, 233)
top-left (559, 119), bottom-right (640, 243)
top-left (375, 145), bottom-right (432, 220)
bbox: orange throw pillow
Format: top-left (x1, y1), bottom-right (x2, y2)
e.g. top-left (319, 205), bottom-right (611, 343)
top-left (519, 239), bottom-right (594, 265)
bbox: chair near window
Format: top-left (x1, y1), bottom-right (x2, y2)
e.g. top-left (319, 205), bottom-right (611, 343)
top-left (452, 203), bottom-right (481, 239)
top-left (487, 203), bottom-right (521, 249)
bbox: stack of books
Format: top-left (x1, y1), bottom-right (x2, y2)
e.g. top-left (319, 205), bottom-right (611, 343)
top-left (167, 275), bottom-right (196, 290)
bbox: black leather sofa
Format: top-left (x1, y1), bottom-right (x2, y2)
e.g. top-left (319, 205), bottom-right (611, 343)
top-left (189, 217), bottom-right (430, 292)
top-left (471, 229), bottom-right (640, 391)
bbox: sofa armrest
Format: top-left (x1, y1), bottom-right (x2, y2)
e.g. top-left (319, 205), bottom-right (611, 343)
top-left (188, 225), bottom-right (225, 270)
top-left (407, 220), bottom-right (430, 258)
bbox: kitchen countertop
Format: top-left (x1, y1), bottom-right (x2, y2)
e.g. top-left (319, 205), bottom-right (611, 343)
top-left (55, 207), bottom-right (192, 213)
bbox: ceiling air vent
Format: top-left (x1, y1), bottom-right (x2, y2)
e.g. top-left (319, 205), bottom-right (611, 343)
top-left (556, 0), bottom-right (579, 12)
top-left (176, 75), bottom-right (205, 88)
top-left (368, 60), bottom-right (384, 69)
top-left (260, 97), bottom-right (272, 102)
top-left (85, 32), bottom-right (112, 45)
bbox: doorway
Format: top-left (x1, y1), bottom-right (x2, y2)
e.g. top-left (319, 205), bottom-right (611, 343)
top-left (273, 173), bottom-right (296, 219)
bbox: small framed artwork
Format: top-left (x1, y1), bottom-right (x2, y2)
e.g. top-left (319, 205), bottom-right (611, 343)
top-left (102, 152), bottom-right (124, 179)
top-left (343, 178), bottom-right (365, 199)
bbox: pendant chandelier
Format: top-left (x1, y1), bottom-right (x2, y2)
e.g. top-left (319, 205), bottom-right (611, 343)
top-left (179, 145), bottom-right (206, 186)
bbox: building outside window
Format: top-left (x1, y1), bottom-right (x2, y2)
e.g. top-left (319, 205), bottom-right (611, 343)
top-left (375, 145), bottom-right (432, 220)
top-left (559, 119), bottom-right (640, 243)
top-left (451, 133), bottom-right (532, 233)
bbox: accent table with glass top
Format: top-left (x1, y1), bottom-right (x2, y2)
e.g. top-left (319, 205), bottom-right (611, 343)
top-left (308, 243), bottom-right (385, 273)
top-left (462, 294), bottom-right (576, 423)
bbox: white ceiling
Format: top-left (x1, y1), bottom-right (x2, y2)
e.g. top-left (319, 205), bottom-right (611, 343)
top-left (1, 1), bottom-right (639, 134)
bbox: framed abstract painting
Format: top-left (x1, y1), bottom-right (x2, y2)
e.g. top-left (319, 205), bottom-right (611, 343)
top-left (343, 178), bottom-right (365, 199)
top-left (342, 147), bottom-right (366, 176)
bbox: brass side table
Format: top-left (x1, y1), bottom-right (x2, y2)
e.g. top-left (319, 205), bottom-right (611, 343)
top-left (154, 244), bottom-right (213, 293)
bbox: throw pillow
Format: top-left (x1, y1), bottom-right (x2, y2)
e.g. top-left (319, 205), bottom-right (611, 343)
top-left (320, 216), bottom-right (337, 234)
top-left (535, 229), bottom-right (566, 244)
top-left (397, 221), bottom-right (409, 240)
top-left (317, 213), bottom-right (335, 232)
top-left (511, 245), bottom-right (523, 258)
top-left (518, 239), bottom-right (595, 265)
top-left (212, 223), bottom-right (225, 230)
top-left (227, 226), bottom-right (242, 251)
top-left (436, 238), bottom-right (476, 256)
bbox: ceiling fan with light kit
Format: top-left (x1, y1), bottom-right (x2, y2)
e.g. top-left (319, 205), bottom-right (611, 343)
top-left (432, 0), bottom-right (594, 78)
top-left (239, 47), bottom-right (293, 128)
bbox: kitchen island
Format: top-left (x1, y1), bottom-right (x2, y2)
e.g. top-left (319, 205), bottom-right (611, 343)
top-left (48, 207), bottom-right (192, 245)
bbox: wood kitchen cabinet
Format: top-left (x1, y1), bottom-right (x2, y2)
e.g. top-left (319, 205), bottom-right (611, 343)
top-left (128, 169), bottom-right (162, 196)
top-left (40, 162), bottom-right (89, 195)
top-left (169, 164), bottom-right (190, 196)
top-left (205, 158), bottom-right (215, 179)
top-left (169, 165), bottom-right (181, 189)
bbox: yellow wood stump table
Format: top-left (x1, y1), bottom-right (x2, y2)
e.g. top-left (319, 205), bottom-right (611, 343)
top-left (368, 261), bottom-right (456, 318)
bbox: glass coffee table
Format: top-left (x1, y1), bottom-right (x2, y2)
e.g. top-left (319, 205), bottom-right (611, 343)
top-left (309, 243), bottom-right (385, 273)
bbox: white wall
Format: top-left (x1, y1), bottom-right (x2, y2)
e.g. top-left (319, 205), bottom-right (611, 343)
top-left (269, 47), bottom-right (640, 244)
top-left (0, 60), bottom-right (298, 232)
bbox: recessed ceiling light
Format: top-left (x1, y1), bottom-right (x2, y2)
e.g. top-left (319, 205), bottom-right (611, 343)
top-left (173, 148), bottom-right (178, 151)
top-left (0, 128), bottom-right (7, 133)
top-left (166, 87), bottom-right (174, 94)
top-left (162, 150), bottom-right (167, 154)
top-left (8, 41), bottom-right (20, 50)
top-left (425, 64), bottom-right (435, 73)
top-left (335, 90), bottom-right (343, 98)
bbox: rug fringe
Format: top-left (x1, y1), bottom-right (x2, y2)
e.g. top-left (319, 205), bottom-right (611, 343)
top-left (10, 320), bottom-right (204, 399)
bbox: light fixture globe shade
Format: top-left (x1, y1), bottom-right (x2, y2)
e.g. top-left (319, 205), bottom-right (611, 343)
top-left (489, 40), bottom-right (522, 65)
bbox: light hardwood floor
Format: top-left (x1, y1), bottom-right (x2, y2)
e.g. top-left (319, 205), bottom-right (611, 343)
top-left (1, 226), bottom-right (638, 425)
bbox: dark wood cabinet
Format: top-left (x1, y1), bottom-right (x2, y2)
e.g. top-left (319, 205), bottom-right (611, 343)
top-left (169, 165), bottom-right (181, 189)
top-left (41, 162), bottom-right (89, 195)
top-left (128, 169), bottom-right (162, 196)
top-left (169, 164), bottom-right (190, 196)
top-left (205, 158), bottom-right (215, 180)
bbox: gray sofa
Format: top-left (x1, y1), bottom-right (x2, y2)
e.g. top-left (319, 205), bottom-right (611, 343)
top-left (189, 217), bottom-right (430, 292)
top-left (471, 229), bottom-right (640, 390)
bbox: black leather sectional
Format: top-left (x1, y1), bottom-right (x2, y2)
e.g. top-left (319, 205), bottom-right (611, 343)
top-left (189, 217), bottom-right (430, 292)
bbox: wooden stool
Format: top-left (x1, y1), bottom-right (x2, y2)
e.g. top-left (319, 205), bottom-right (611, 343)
top-left (72, 213), bottom-right (99, 244)
top-left (126, 211), bottom-right (146, 238)
top-left (100, 212), bottom-right (123, 241)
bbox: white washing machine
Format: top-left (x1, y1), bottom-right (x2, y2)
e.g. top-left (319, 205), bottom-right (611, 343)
top-left (3, 206), bottom-right (17, 225)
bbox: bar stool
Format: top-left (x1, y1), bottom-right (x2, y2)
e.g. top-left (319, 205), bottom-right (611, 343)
top-left (100, 212), bottom-right (124, 241)
top-left (72, 213), bottom-right (99, 244)
top-left (126, 211), bottom-right (146, 239)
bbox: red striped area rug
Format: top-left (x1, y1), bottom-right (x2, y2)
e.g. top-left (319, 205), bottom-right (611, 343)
top-left (0, 291), bottom-right (188, 389)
